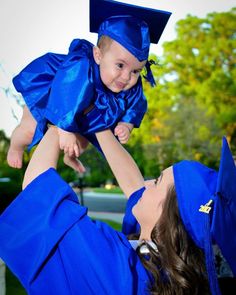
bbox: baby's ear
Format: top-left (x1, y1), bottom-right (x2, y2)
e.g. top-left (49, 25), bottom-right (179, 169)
top-left (93, 46), bottom-right (102, 65)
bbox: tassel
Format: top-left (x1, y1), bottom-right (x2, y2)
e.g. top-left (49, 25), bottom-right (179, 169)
top-left (204, 214), bottom-right (221, 295)
top-left (143, 59), bottom-right (157, 87)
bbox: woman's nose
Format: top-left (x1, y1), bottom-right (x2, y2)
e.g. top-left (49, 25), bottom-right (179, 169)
top-left (145, 179), bottom-right (156, 188)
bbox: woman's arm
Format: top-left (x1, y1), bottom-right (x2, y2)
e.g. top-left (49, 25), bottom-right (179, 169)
top-left (23, 127), bottom-right (145, 197)
top-left (96, 129), bottom-right (144, 198)
top-left (22, 127), bottom-right (60, 189)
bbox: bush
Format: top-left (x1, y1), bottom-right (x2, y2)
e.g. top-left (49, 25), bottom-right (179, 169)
top-left (0, 180), bottom-right (22, 214)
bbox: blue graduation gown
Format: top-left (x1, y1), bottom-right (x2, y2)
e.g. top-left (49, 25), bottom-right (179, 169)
top-left (0, 169), bottom-right (151, 294)
top-left (13, 39), bottom-right (147, 150)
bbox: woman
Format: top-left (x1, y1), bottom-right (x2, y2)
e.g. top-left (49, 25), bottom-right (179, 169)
top-left (0, 127), bottom-right (235, 295)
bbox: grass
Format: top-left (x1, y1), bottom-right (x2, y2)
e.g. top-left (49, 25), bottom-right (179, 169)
top-left (99, 219), bottom-right (122, 231)
top-left (5, 219), bottom-right (122, 294)
top-left (92, 187), bottom-right (122, 194)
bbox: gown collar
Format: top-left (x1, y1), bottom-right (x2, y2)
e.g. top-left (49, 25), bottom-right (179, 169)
top-left (129, 240), bottom-right (158, 254)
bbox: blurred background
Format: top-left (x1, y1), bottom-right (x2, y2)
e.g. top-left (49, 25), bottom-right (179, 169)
top-left (0, 0), bottom-right (235, 190)
top-left (0, 1), bottom-right (236, 293)
top-left (0, 0), bottom-right (236, 190)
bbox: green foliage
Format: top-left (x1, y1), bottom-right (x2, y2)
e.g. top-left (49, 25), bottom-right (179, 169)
top-left (58, 145), bottom-right (115, 187)
top-left (0, 130), bottom-right (23, 213)
top-left (0, 179), bottom-right (22, 214)
top-left (79, 146), bottom-right (114, 186)
top-left (6, 267), bottom-right (27, 295)
top-left (162, 9), bottom-right (236, 141)
top-left (130, 8), bottom-right (236, 172)
top-left (0, 130), bottom-right (10, 165)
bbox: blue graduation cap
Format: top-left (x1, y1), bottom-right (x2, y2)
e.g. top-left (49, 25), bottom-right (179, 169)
top-left (89, 0), bottom-right (171, 86)
top-left (173, 137), bottom-right (236, 295)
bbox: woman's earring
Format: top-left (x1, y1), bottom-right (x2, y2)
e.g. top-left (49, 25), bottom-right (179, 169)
top-left (139, 241), bottom-right (158, 254)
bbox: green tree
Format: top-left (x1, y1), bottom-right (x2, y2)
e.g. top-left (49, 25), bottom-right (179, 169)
top-left (0, 129), bottom-right (10, 166)
top-left (130, 8), bottom-right (236, 172)
top-left (0, 130), bottom-right (23, 213)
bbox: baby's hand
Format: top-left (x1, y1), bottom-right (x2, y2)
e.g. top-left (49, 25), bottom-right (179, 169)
top-left (58, 128), bottom-right (80, 157)
top-left (114, 123), bottom-right (133, 144)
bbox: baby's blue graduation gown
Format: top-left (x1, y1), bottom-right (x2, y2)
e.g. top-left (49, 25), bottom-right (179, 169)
top-left (13, 39), bottom-right (147, 151)
top-left (0, 169), bottom-right (152, 294)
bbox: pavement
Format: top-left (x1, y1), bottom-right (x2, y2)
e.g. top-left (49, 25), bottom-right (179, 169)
top-left (88, 211), bottom-right (124, 223)
top-left (75, 190), bottom-right (126, 224)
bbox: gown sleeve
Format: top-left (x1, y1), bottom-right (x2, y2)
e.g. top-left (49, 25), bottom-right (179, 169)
top-left (119, 78), bottom-right (147, 128)
top-left (0, 169), bottom-right (150, 295)
top-left (0, 168), bottom-right (87, 291)
top-left (122, 187), bottom-right (145, 235)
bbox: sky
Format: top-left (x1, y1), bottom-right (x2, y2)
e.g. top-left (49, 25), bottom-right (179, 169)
top-left (0, 0), bottom-right (235, 137)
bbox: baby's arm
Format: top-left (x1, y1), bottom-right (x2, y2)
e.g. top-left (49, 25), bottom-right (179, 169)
top-left (57, 128), bottom-right (80, 157)
top-left (114, 122), bottom-right (134, 144)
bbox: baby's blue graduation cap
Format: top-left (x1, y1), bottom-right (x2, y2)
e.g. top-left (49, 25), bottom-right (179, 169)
top-left (90, 0), bottom-right (171, 86)
top-left (173, 137), bottom-right (236, 295)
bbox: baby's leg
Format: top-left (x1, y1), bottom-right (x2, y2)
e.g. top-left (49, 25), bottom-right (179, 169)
top-left (63, 133), bottom-right (88, 173)
top-left (7, 106), bottom-right (36, 168)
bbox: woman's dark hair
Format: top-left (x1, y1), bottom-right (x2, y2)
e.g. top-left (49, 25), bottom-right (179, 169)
top-left (133, 185), bottom-right (210, 294)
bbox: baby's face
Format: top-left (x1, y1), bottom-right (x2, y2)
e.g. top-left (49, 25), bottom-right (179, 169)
top-left (93, 40), bottom-right (146, 93)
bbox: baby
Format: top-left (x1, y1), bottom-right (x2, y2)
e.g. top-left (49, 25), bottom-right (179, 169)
top-left (7, 2), bottom-right (170, 173)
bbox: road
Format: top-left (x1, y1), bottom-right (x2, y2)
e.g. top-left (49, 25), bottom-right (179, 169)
top-left (76, 190), bottom-right (127, 223)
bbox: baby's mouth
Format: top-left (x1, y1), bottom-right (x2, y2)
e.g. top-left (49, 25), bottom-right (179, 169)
top-left (115, 81), bottom-right (126, 89)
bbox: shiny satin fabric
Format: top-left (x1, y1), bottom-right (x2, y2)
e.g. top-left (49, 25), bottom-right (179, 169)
top-left (98, 15), bottom-right (150, 61)
top-left (13, 39), bottom-right (147, 150)
top-left (0, 168), bottom-right (151, 294)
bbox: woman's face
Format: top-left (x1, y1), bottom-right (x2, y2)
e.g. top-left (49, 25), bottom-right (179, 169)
top-left (132, 166), bottom-right (174, 237)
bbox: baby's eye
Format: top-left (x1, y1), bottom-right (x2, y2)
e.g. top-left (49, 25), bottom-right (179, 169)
top-left (154, 178), bottom-right (158, 185)
top-left (132, 69), bottom-right (141, 75)
top-left (116, 63), bottom-right (124, 69)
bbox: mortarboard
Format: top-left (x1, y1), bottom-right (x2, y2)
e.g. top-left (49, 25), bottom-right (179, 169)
top-left (89, 0), bottom-right (171, 86)
top-left (90, 0), bottom-right (171, 46)
top-left (173, 137), bottom-right (236, 295)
